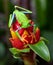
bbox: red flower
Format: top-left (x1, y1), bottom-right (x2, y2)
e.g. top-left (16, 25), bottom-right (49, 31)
top-left (9, 38), bottom-right (24, 49)
top-left (12, 20), bottom-right (21, 31)
top-left (9, 20), bottom-right (40, 49)
top-left (26, 26), bottom-right (33, 34)
top-left (35, 27), bottom-right (40, 42)
top-left (21, 30), bottom-right (36, 44)
top-left (24, 35), bottom-right (35, 44)
top-left (10, 28), bottom-right (18, 39)
top-left (18, 28), bottom-right (25, 36)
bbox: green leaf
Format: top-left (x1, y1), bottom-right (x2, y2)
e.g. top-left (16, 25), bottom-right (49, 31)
top-left (40, 37), bottom-right (49, 43)
top-left (13, 10), bottom-right (30, 28)
top-left (13, 55), bottom-right (20, 59)
top-left (9, 48), bottom-right (30, 55)
top-left (20, 48), bottom-right (30, 53)
top-left (9, 48), bottom-right (30, 58)
top-left (9, 48), bottom-right (19, 55)
top-left (9, 48), bottom-right (21, 59)
top-left (28, 40), bottom-right (50, 62)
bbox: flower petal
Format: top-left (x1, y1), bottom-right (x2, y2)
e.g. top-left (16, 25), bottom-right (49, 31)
top-left (9, 38), bottom-right (24, 49)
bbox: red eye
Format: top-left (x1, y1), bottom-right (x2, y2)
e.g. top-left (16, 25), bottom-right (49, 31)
top-left (29, 20), bottom-right (34, 25)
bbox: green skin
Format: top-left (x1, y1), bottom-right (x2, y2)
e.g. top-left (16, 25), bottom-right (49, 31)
top-left (13, 10), bottom-right (30, 28)
top-left (8, 9), bottom-right (31, 28)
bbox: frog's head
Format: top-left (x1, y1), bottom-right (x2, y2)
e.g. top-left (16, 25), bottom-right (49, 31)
top-left (8, 6), bottom-right (32, 28)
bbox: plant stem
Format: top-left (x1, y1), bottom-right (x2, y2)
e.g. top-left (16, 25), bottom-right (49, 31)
top-left (21, 51), bottom-right (37, 65)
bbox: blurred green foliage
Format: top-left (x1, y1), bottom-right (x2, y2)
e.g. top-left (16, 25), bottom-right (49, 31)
top-left (8, 0), bottom-right (14, 14)
top-left (0, 0), bottom-right (14, 14)
top-left (35, 0), bottom-right (53, 30)
top-left (47, 0), bottom-right (53, 30)
top-left (35, 0), bottom-right (53, 61)
top-left (35, 0), bottom-right (47, 29)
top-left (0, 0), bottom-right (4, 13)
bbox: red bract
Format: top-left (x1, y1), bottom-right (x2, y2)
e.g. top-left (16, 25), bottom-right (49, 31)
top-left (21, 30), bottom-right (36, 44)
top-left (35, 27), bottom-right (40, 42)
top-left (10, 28), bottom-right (18, 39)
top-left (18, 28), bottom-right (25, 36)
top-left (12, 20), bottom-right (21, 31)
top-left (9, 20), bottom-right (40, 49)
top-left (24, 35), bottom-right (35, 44)
top-left (9, 38), bottom-right (24, 49)
top-left (26, 26), bottom-right (33, 34)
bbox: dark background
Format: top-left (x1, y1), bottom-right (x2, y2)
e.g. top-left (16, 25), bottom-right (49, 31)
top-left (0, 0), bottom-right (53, 65)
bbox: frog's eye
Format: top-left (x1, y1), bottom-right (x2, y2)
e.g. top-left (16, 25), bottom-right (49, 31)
top-left (29, 20), bottom-right (34, 26)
